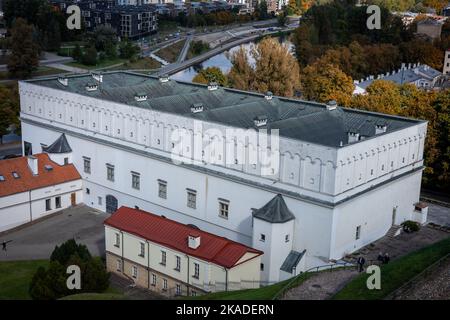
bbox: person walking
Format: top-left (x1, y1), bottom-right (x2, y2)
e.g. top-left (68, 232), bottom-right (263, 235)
top-left (377, 252), bottom-right (384, 264)
top-left (383, 253), bottom-right (390, 264)
top-left (357, 256), bottom-right (366, 272)
top-left (1, 240), bottom-right (12, 252)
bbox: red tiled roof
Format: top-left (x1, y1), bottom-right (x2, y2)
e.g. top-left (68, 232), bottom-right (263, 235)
top-left (104, 206), bottom-right (263, 268)
top-left (0, 153), bottom-right (81, 197)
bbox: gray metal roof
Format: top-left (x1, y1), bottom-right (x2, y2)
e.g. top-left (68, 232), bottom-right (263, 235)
top-left (280, 250), bottom-right (306, 273)
top-left (253, 194), bottom-right (295, 223)
top-left (27, 71), bottom-right (423, 148)
top-left (42, 133), bottom-right (72, 154)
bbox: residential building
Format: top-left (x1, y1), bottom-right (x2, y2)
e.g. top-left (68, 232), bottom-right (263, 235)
top-left (19, 71), bottom-right (428, 283)
top-left (416, 18), bottom-right (443, 40)
top-left (0, 137), bottom-right (82, 233)
top-left (104, 206), bottom-right (262, 295)
top-left (353, 63), bottom-right (444, 94)
top-left (443, 49), bottom-right (450, 75)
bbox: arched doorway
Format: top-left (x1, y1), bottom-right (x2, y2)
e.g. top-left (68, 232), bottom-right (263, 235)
top-left (106, 195), bottom-right (118, 214)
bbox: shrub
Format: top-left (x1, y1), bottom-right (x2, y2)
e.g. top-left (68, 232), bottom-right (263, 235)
top-left (402, 220), bottom-right (420, 233)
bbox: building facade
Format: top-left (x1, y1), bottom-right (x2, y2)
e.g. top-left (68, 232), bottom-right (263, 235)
top-left (19, 71), bottom-right (428, 283)
top-left (444, 49), bottom-right (450, 75)
top-left (104, 206), bottom-right (262, 295)
top-left (0, 145), bottom-right (82, 233)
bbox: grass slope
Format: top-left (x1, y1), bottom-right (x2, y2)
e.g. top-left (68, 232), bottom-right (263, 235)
top-left (155, 40), bottom-right (186, 63)
top-left (333, 236), bottom-right (450, 300)
top-left (0, 260), bottom-right (49, 300)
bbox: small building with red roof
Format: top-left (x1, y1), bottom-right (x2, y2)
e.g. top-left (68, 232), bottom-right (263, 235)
top-left (104, 206), bottom-right (263, 296)
top-left (0, 138), bottom-right (82, 233)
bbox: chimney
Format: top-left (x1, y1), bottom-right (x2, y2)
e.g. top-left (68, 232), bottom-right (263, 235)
top-left (27, 156), bottom-right (38, 175)
top-left (58, 77), bottom-right (68, 86)
top-left (188, 234), bottom-right (201, 249)
top-left (207, 82), bottom-right (218, 91)
top-left (159, 74), bottom-right (170, 83)
top-left (92, 72), bottom-right (103, 83)
top-left (375, 124), bottom-right (387, 134)
top-left (264, 91), bottom-right (273, 100)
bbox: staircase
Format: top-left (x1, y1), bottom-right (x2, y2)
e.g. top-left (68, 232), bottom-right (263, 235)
top-left (386, 225), bottom-right (402, 239)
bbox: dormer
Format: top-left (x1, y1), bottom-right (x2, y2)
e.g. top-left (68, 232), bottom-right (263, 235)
top-left (190, 103), bottom-right (204, 113)
top-left (159, 74), bottom-right (169, 83)
top-left (375, 123), bottom-right (387, 134)
top-left (348, 131), bottom-right (360, 143)
top-left (188, 234), bottom-right (201, 249)
top-left (134, 93), bottom-right (148, 102)
top-left (85, 83), bottom-right (98, 91)
top-left (92, 72), bottom-right (103, 83)
top-left (254, 115), bottom-right (268, 127)
top-left (58, 77), bottom-right (68, 86)
top-left (264, 91), bottom-right (273, 100)
top-left (208, 82), bottom-right (218, 91)
top-left (326, 100), bottom-right (337, 111)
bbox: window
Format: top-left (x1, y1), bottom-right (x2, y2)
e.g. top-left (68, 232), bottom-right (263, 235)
top-left (98, 197), bottom-right (102, 205)
top-left (260, 263), bottom-right (264, 271)
top-left (218, 199), bottom-right (229, 219)
top-left (285, 234), bottom-right (290, 243)
top-left (402, 157), bottom-right (405, 164)
top-left (176, 284), bottom-right (182, 296)
top-left (151, 274), bottom-right (157, 286)
top-left (55, 196), bottom-right (61, 209)
top-left (355, 225), bottom-right (361, 240)
top-left (260, 234), bottom-right (266, 242)
top-left (193, 262), bottom-right (200, 279)
top-left (131, 266), bottom-right (138, 278)
top-left (163, 278), bottom-right (168, 290)
top-left (175, 256), bottom-right (181, 271)
top-left (187, 189), bottom-right (196, 209)
top-left (161, 251), bottom-right (166, 266)
top-left (116, 260), bottom-right (122, 272)
top-left (131, 172), bottom-right (140, 190)
top-left (370, 169), bottom-right (374, 175)
top-left (0, 175), bottom-right (4, 182)
top-left (107, 164), bottom-right (115, 182)
top-left (158, 180), bottom-right (167, 199)
top-left (381, 164), bottom-right (385, 171)
top-left (191, 290), bottom-right (197, 297)
top-left (45, 199), bottom-right (51, 211)
top-left (139, 242), bottom-right (145, 257)
top-left (83, 157), bottom-right (91, 174)
top-left (114, 233), bottom-right (120, 247)
top-left (12, 171), bottom-right (19, 179)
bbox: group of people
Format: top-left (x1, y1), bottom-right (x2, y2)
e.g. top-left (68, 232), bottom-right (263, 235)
top-left (356, 252), bottom-right (391, 272)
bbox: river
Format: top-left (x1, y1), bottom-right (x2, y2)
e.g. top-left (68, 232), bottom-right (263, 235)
top-left (171, 35), bottom-right (295, 82)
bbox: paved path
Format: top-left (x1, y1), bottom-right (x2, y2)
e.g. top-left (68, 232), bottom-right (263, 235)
top-left (282, 269), bottom-right (359, 300)
top-left (0, 52), bottom-right (73, 71)
top-left (0, 204), bottom-right (108, 261)
top-left (47, 63), bottom-right (87, 74)
top-left (426, 202), bottom-right (450, 227)
top-left (177, 35), bottom-right (193, 63)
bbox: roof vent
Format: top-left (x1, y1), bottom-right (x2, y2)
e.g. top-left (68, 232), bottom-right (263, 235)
top-left (188, 234), bottom-right (201, 249)
top-left (254, 115), bottom-right (268, 127)
top-left (134, 93), bottom-right (148, 102)
top-left (264, 91), bottom-right (273, 100)
top-left (92, 72), bottom-right (103, 83)
top-left (207, 82), bottom-right (218, 91)
top-left (348, 131), bottom-right (360, 143)
top-left (85, 83), bottom-right (98, 91)
top-left (44, 165), bottom-right (53, 172)
top-left (326, 100), bottom-right (337, 111)
top-left (58, 77), bottom-right (68, 86)
top-left (159, 74), bottom-right (169, 83)
top-left (190, 103), bottom-right (204, 113)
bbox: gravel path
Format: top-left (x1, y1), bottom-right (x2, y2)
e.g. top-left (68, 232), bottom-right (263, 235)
top-left (282, 269), bottom-right (359, 300)
top-left (392, 256), bottom-right (450, 300)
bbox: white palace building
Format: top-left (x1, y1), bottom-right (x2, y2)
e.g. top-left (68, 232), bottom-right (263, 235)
top-left (18, 71), bottom-right (428, 283)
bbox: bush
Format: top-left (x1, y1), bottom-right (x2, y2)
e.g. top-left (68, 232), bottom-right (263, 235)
top-left (81, 47), bottom-right (97, 66)
top-left (402, 220), bottom-right (420, 233)
top-left (29, 239), bottom-right (109, 300)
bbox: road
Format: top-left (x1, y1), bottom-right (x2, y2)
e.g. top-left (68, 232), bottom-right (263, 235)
top-left (156, 27), bottom-right (296, 76)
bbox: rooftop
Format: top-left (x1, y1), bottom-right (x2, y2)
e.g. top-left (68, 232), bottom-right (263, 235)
top-left (27, 71), bottom-right (423, 148)
top-left (0, 153), bottom-right (81, 197)
top-left (253, 194), bottom-right (295, 223)
top-left (42, 133), bottom-right (72, 154)
top-left (104, 206), bottom-right (262, 268)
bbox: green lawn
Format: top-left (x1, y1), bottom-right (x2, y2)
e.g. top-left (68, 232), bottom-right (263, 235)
top-left (0, 260), bottom-right (49, 300)
top-left (66, 58), bottom-right (126, 70)
top-left (109, 57), bottom-right (161, 71)
top-left (0, 66), bottom-right (66, 81)
top-left (333, 236), bottom-right (450, 300)
top-left (154, 39), bottom-right (186, 63)
top-left (188, 272), bottom-right (314, 300)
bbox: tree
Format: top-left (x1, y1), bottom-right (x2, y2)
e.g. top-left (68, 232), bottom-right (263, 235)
top-left (7, 18), bottom-right (40, 78)
top-left (119, 39), bottom-right (140, 60)
top-left (72, 44), bottom-right (83, 62)
top-left (50, 239), bottom-right (91, 265)
top-left (228, 46), bottom-right (255, 91)
top-left (0, 84), bottom-right (20, 144)
top-left (193, 67), bottom-right (228, 86)
top-left (82, 47), bottom-right (97, 66)
top-left (90, 25), bottom-right (118, 52)
top-left (301, 60), bottom-right (354, 106)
